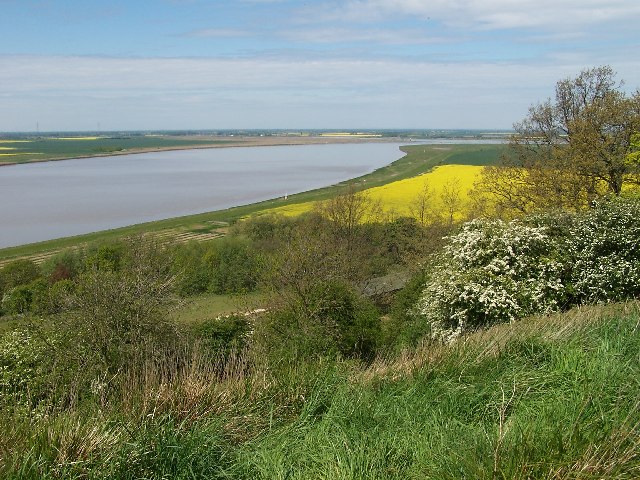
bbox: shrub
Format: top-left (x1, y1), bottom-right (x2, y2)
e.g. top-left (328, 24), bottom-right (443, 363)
top-left (1, 285), bottom-right (33, 316)
top-left (306, 280), bottom-right (381, 360)
top-left (568, 197), bottom-right (640, 302)
top-left (256, 280), bottom-right (381, 364)
top-left (45, 279), bottom-right (76, 314)
top-left (0, 329), bottom-right (47, 408)
top-left (84, 243), bottom-right (124, 272)
top-left (384, 270), bottom-right (431, 350)
top-left (205, 239), bottom-right (260, 295)
top-left (41, 250), bottom-right (84, 283)
top-left (66, 237), bottom-right (178, 372)
top-left (194, 314), bottom-right (250, 368)
top-left (0, 327), bottom-right (76, 410)
top-left (171, 242), bottom-right (212, 296)
top-left (416, 219), bottom-right (564, 341)
top-left (0, 259), bottom-right (41, 301)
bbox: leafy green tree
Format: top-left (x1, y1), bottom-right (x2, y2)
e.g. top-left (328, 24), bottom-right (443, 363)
top-left (1, 285), bottom-right (33, 316)
top-left (0, 259), bottom-right (40, 295)
top-left (84, 243), bottom-right (123, 272)
top-left (206, 238), bottom-right (260, 295)
top-left (478, 66), bottom-right (640, 214)
top-left (171, 242), bottom-right (212, 296)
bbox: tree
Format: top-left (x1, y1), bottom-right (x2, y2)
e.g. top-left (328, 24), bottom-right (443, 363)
top-left (0, 259), bottom-right (40, 294)
top-left (314, 185), bottom-right (382, 250)
top-left (478, 66), bottom-right (640, 214)
top-left (409, 179), bottom-right (439, 227)
top-left (440, 176), bottom-right (462, 225)
top-left (66, 236), bottom-right (177, 372)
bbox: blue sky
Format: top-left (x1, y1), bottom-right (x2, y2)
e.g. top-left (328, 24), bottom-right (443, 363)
top-left (1, 0), bottom-right (639, 132)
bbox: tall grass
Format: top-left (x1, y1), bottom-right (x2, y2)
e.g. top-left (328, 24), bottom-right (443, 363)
top-left (2, 302), bottom-right (639, 478)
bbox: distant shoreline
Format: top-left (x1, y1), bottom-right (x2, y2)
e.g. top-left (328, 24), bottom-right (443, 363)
top-left (0, 135), bottom-right (406, 167)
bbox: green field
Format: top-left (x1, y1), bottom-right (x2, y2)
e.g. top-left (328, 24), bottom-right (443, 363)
top-left (0, 135), bottom-right (233, 164)
top-left (0, 143), bottom-right (504, 263)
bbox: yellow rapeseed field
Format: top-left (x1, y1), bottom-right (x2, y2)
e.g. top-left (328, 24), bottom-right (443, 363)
top-left (54, 137), bottom-right (102, 141)
top-left (260, 164), bottom-right (484, 221)
top-left (0, 153), bottom-right (41, 156)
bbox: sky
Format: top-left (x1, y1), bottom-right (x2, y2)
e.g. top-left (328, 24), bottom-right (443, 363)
top-left (1, 0), bottom-right (639, 132)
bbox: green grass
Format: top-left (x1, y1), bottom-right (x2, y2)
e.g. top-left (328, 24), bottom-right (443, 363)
top-left (0, 144), bottom-right (504, 262)
top-left (171, 291), bottom-right (267, 325)
top-left (2, 302), bottom-right (638, 478)
top-left (222, 303), bottom-right (640, 479)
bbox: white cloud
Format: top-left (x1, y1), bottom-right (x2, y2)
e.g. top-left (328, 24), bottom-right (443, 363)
top-left (309, 0), bottom-right (640, 31)
top-left (281, 26), bottom-right (450, 45)
top-left (1, 53), bottom-right (639, 131)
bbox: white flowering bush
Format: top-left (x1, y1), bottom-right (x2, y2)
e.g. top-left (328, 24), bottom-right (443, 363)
top-left (568, 197), bottom-right (640, 302)
top-left (416, 219), bottom-right (565, 341)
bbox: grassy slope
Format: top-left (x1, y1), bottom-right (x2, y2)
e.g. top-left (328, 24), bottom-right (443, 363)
top-left (0, 144), bottom-right (504, 262)
top-left (226, 303), bottom-right (640, 479)
top-left (4, 302), bottom-right (638, 478)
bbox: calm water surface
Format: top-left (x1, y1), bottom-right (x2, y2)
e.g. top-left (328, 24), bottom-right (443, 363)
top-left (0, 143), bottom-right (408, 248)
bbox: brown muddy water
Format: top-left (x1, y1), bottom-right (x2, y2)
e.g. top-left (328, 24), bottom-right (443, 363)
top-left (0, 143), bottom-right (407, 248)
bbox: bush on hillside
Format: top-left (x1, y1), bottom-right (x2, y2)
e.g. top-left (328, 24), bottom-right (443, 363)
top-left (41, 250), bottom-right (84, 283)
top-left (0, 329), bottom-right (50, 409)
top-left (568, 197), bottom-right (640, 302)
top-left (194, 314), bottom-right (251, 370)
top-left (255, 280), bottom-right (381, 364)
top-left (84, 243), bottom-right (124, 272)
top-left (416, 219), bottom-right (565, 341)
top-left (1, 285), bottom-right (33, 316)
top-left (415, 196), bottom-right (640, 341)
top-left (205, 238), bottom-right (260, 295)
top-left (384, 270), bottom-right (431, 350)
top-left (171, 242), bottom-right (212, 296)
top-left (0, 259), bottom-right (41, 301)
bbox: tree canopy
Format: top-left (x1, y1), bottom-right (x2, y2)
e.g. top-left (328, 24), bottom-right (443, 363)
top-left (478, 66), bottom-right (640, 215)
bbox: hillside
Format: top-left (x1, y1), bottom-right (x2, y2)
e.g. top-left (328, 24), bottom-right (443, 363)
top-left (2, 301), bottom-right (638, 478)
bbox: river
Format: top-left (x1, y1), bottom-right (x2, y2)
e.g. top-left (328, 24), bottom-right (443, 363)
top-left (0, 142), bottom-right (411, 248)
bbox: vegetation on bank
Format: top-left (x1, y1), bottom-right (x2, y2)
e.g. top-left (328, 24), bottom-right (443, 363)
top-left (2, 191), bottom-right (640, 477)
